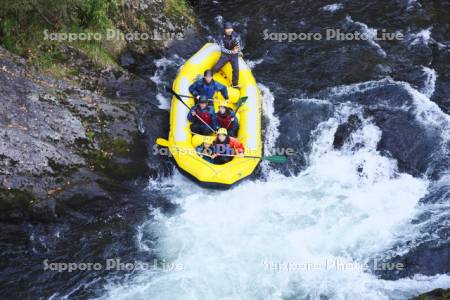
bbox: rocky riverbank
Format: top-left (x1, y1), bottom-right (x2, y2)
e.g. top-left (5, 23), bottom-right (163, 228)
top-left (0, 0), bottom-right (198, 222)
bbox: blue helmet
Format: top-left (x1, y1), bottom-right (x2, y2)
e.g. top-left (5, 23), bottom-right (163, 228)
top-left (223, 22), bottom-right (233, 30)
top-left (204, 69), bottom-right (213, 77)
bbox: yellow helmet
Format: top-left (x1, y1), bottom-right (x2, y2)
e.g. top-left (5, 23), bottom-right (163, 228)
top-left (203, 136), bottom-right (215, 144)
top-left (218, 100), bottom-right (230, 108)
top-left (217, 128), bottom-right (228, 135)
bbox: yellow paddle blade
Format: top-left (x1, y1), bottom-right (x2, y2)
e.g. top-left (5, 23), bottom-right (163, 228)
top-left (156, 138), bottom-right (169, 147)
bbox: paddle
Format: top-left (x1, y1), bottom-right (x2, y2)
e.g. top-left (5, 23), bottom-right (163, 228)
top-left (215, 152), bottom-right (288, 163)
top-left (166, 87), bottom-right (217, 134)
top-left (156, 138), bottom-right (169, 147)
top-left (155, 138), bottom-right (287, 164)
top-left (164, 87), bottom-right (218, 102)
top-left (225, 96), bottom-right (248, 129)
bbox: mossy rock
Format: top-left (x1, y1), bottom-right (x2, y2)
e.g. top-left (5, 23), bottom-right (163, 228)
top-left (410, 288), bottom-right (450, 300)
top-left (0, 188), bottom-right (36, 220)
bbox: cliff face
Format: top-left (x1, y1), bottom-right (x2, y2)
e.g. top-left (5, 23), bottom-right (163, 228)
top-left (0, 0), bottom-right (197, 221)
top-left (117, 0), bottom-right (197, 54)
top-left (410, 288), bottom-right (450, 300)
top-left (0, 47), bottom-right (141, 220)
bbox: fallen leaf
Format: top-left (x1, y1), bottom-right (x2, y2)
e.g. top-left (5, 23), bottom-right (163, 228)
top-left (7, 124), bottom-right (28, 131)
top-left (48, 187), bottom-right (63, 195)
top-left (82, 95), bottom-right (93, 103)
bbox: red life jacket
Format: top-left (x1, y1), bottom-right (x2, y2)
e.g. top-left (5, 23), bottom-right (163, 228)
top-left (217, 111), bottom-right (232, 128)
top-left (195, 107), bottom-right (212, 124)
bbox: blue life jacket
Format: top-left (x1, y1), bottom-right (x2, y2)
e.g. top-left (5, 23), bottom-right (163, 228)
top-left (189, 79), bottom-right (229, 100)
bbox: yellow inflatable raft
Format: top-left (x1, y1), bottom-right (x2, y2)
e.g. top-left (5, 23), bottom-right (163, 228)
top-left (167, 43), bottom-right (262, 187)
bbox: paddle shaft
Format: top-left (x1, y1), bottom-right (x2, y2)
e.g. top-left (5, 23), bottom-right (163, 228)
top-left (170, 88), bottom-right (217, 134)
top-left (197, 150), bottom-right (262, 160)
top-left (176, 94), bottom-right (218, 102)
top-left (214, 153), bottom-right (258, 159)
top-left (158, 142), bottom-right (283, 163)
top-left (225, 97), bottom-right (246, 129)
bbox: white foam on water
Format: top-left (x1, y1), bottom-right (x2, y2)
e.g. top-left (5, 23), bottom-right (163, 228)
top-left (398, 80), bottom-right (450, 142)
top-left (328, 78), bottom-right (450, 142)
top-left (155, 93), bottom-right (170, 110)
top-left (321, 3), bottom-right (343, 12)
top-left (150, 56), bottom-right (185, 109)
top-left (246, 58), bottom-right (264, 69)
top-left (346, 16), bottom-right (387, 58)
top-left (291, 97), bottom-right (331, 105)
top-left (406, 0), bottom-right (422, 10)
top-left (258, 83), bottom-right (280, 172)
top-left (328, 78), bottom-right (392, 97)
top-left (407, 27), bottom-right (433, 46)
top-left (420, 66), bottom-right (437, 98)
top-left (99, 110), bottom-right (450, 299)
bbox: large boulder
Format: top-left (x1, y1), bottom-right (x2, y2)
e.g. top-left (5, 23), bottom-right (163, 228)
top-left (375, 177), bottom-right (450, 280)
top-left (410, 288), bottom-right (450, 300)
top-left (322, 81), bottom-right (449, 180)
top-left (364, 107), bottom-right (444, 178)
top-left (140, 107), bottom-right (174, 178)
top-left (274, 99), bottom-right (334, 175)
top-left (333, 114), bottom-right (363, 149)
top-left (0, 47), bottom-right (166, 221)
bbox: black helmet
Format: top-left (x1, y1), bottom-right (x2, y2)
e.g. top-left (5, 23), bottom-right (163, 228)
top-left (223, 22), bottom-right (233, 30)
top-left (204, 69), bottom-right (213, 77)
top-left (199, 95), bottom-right (208, 103)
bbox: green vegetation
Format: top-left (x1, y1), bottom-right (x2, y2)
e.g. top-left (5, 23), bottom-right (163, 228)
top-left (85, 134), bottom-right (143, 179)
top-left (0, 188), bottom-right (35, 208)
top-left (0, 0), bottom-right (122, 74)
top-left (0, 0), bottom-right (196, 73)
top-left (0, 0), bottom-right (197, 77)
top-left (165, 0), bottom-right (196, 23)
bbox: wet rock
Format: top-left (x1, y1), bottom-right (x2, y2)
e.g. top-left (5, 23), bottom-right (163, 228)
top-left (431, 44), bottom-right (450, 113)
top-left (120, 52), bottom-right (137, 68)
top-left (333, 114), bottom-right (362, 149)
top-left (375, 176), bottom-right (450, 280)
top-left (140, 107), bottom-right (174, 177)
top-left (119, 0), bottom-right (198, 55)
top-left (391, 65), bottom-right (432, 93)
top-left (375, 242), bottom-right (450, 280)
top-left (29, 198), bottom-right (57, 223)
top-left (275, 99), bottom-right (334, 175)
top-left (320, 81), bottom-right (446, 179)
top-left (410, 288), bottom-right (450, 300)
top-left (325, 80), bottom-right (415, 108)
top-left (364, 107), bottom-right (442, 178)
top-left (0, 47), bottom-right (158, 220)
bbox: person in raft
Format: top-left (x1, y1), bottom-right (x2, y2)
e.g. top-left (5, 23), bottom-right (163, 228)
top-left (189, 69), bottom-right (229, 103)
top-left (195, 136), bottom-right (215, 163)
top-left (216, 100), bottom-right (239, 137)
top-left (187, 95), bottom-right (218, 135)
top-left (211, 128), bottom-right (245, 164)
top-left (212, 22), bottom-right (242, 88)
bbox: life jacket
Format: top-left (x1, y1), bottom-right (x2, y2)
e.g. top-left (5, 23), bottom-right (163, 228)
top-left (213, 136), bottom-right (244, 154)
top-left (228, 137), bottom-right (245, 154)
top-left (195, 107), bottom-right (212, 125)
top-left (213, 136), bottom-right (233, 155)
top-left (198, 79), bottom-right (217, 100)
top-left (217, 109), bottom-right (233, 128)
top-left (222, 32), bottom-right (240, 51)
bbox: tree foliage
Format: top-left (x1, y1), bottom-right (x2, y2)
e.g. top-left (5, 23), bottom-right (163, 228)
top-left (0, 0), bottom-right (118, 53)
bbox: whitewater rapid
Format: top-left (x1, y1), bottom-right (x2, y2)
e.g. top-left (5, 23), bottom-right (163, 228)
top-left (98, 81), bottom-right (450, 299)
